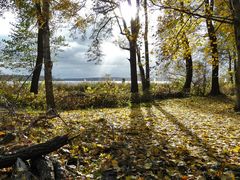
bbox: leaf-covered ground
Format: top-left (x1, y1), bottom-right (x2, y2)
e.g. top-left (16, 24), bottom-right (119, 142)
top-left (1, 97), bottom-right (240, 179)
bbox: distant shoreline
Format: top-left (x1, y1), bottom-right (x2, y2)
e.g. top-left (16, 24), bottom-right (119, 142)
top-left (1, 80), bottom-right (171, 85)
top-left (0, 75), bottom-right (169, 83)
top-left (0, 75), bottom-right (130, 82)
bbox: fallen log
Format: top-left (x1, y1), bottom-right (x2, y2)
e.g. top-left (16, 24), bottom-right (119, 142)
top-left (0, 135), bottom-right (69, 169)
top-left (11, 158), bottom-right (36, 180)
top-left (31, 157), bottom-right (55, 179)
top-left (0, 133), bottom-right (16, 145)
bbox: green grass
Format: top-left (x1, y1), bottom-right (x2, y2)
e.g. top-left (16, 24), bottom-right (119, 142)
top-left (0, 81), bottom-right (177, 110)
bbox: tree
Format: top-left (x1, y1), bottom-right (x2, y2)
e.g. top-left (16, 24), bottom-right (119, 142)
top-left (144, 0), bottom-right (150, 91)
top-left (137, 45), bottom-right (147, 91)
top-left (180, 2), bottom-right (193, 94)
top-left (181, 29), bottom-right (193, 94)
top-left (13, 0), bottom-right (56, 111)
top-left (119, 0), bottom-right (140, 93)
top-left (0, 0), bottom-right (11, 15)
top-left (227, 50), bottom-right (234, 84)
top-left (41, 0), bottom-right (56, 111)
top-left (11, 0), bottom-right (83, 112)
top-left (93, 0), bottom-right (140, 94)
top-left (212, 1), bottom-right (235, 85)
top-left (204, 0), bottom-right (221, 96)
top-left (151, 0), bottom-right (240, 112)
top-left (230, 0), bottom-right (240, 111)
top-left (33, 0), bottom-right (84, 111)
top-left (1, 2), bottom-right (37, 72)
top-left (29, 1), bottom-right (67, 94)
top-left (0, 0), bottom-right (12, 73)
top-left (30, 2), bottom-right (44, 94)
top-left (154, 0), bottom-right (195, 94)
top-left (1, 1), bottom-right (67, 75)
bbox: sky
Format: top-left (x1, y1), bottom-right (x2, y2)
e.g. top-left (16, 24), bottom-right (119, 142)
top-left (0, 11), bottom-right (130, 79)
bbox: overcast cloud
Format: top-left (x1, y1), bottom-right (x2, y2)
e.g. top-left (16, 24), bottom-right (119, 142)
top-left (0, 12), bottom-right (130, 78)
top-left (53, 39), bottom-right (130, 78)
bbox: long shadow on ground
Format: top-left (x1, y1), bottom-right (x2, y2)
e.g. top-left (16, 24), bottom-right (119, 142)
top-left (102, 103), bottom-right (185, 179)
top-left (67, 103), bottom-right (240, 179)
top-left (172, 96), bottom-right (236, 116)
top-left (153, 103), bottom-right (240, 179)
top-left (102, 104), bottom-right (230, 179)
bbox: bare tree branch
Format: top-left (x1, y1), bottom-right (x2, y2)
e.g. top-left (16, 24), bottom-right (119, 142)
top-left (150, 0), bottom-right (234, 24)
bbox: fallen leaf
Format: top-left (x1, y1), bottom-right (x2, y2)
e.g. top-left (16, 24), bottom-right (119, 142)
top-left (232, 146), bottom-right (240, 153)
top-left (0, 131), bottom-right (5, 138)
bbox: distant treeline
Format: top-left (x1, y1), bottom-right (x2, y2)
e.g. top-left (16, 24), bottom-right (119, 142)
top-left (0, 74), bottom-right (44, 81)
top-left (0, 74), bottom-right (131, 82)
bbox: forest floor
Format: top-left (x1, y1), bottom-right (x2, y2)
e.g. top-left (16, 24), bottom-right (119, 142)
top-left (1, 96), bottom-right (240, 179)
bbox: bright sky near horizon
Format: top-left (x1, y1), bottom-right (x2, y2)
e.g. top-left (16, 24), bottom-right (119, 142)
top-left (0, 12), bottom-right (15, 36)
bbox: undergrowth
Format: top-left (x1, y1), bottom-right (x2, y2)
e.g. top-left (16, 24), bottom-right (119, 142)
top-left (0, 80), bottom-right (235, 111)
top-left (0, 81), bottom-right (174, 110)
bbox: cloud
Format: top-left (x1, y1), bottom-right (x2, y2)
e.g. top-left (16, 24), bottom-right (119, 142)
top-left (0, 12), bottom-right (15, 36)
top-left (0, 12), bottom-right (131, 78)
top-left (54, 37), bottom-right (130, 78)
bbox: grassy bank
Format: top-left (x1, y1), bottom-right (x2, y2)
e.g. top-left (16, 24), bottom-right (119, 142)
top-left (0, 81), bottom-right (178, 110)
top-left (0, 80), bottom-right (236, 112)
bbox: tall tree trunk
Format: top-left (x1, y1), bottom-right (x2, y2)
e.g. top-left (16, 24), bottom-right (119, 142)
top-left (227, 50), bottom-right (234, 84)
top-left (182, 33), bottom-right (193, 94)
top-left (203, 62), bottom-right (207, 95)
top-left (120, 0), bottom-right (140, 94)
top-left (180, 2), bottom-right (193, 94)
top-left (42, 0), bottom-right (55, 112)
top-left (128, 0), bottom-right (140, 94)
top-left (233, 51), bottom-right (237, 84)
top-left (30, 3), bottom-right (43, 94)
top-left (129, 40), bottom-right (138, 93)
top-left (137, 46), bottom-right (147, 91)
top-left (230, 0), bottom-right (240, 111)
top-left (144, 0), bottom-right (150, 90)
top-left (204, 0), bottom-right (221, 96)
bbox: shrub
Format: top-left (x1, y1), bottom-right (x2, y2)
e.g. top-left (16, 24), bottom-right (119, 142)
top-left (220, 82), bottom-right (235, 96)
top-left (1, 80), bottom-right (200, 110)
top-left (56, 82), bottom-right (131, 110)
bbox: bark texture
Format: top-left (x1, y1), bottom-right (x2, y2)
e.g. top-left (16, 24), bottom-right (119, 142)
top-left (31, 157), bottom-right (55, 179)
top-left (205, 0), bottom-right (221, 96)
top-left (144, 0), bottom-right (150, 90)
top-left (30, 3), bottom-right (43, 94)
top-left (42, 0), bottom-right (56, 110)
top-left (0, 135), bottom-right (69, 169)
top-left (182, 33), bottom-right (193, 94)
top-left (228, 50), bottom-right (234, 84)
top-left (230, 0), bottom-right (240, 111)
top-left (137, 46), bottom-right (147, 91)
top-left (121, 0), bottom-right (140, 94)
top-left (179, 2), bottom-right (193, 94)
top-left (129, 40), bottom-right (138, 93)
